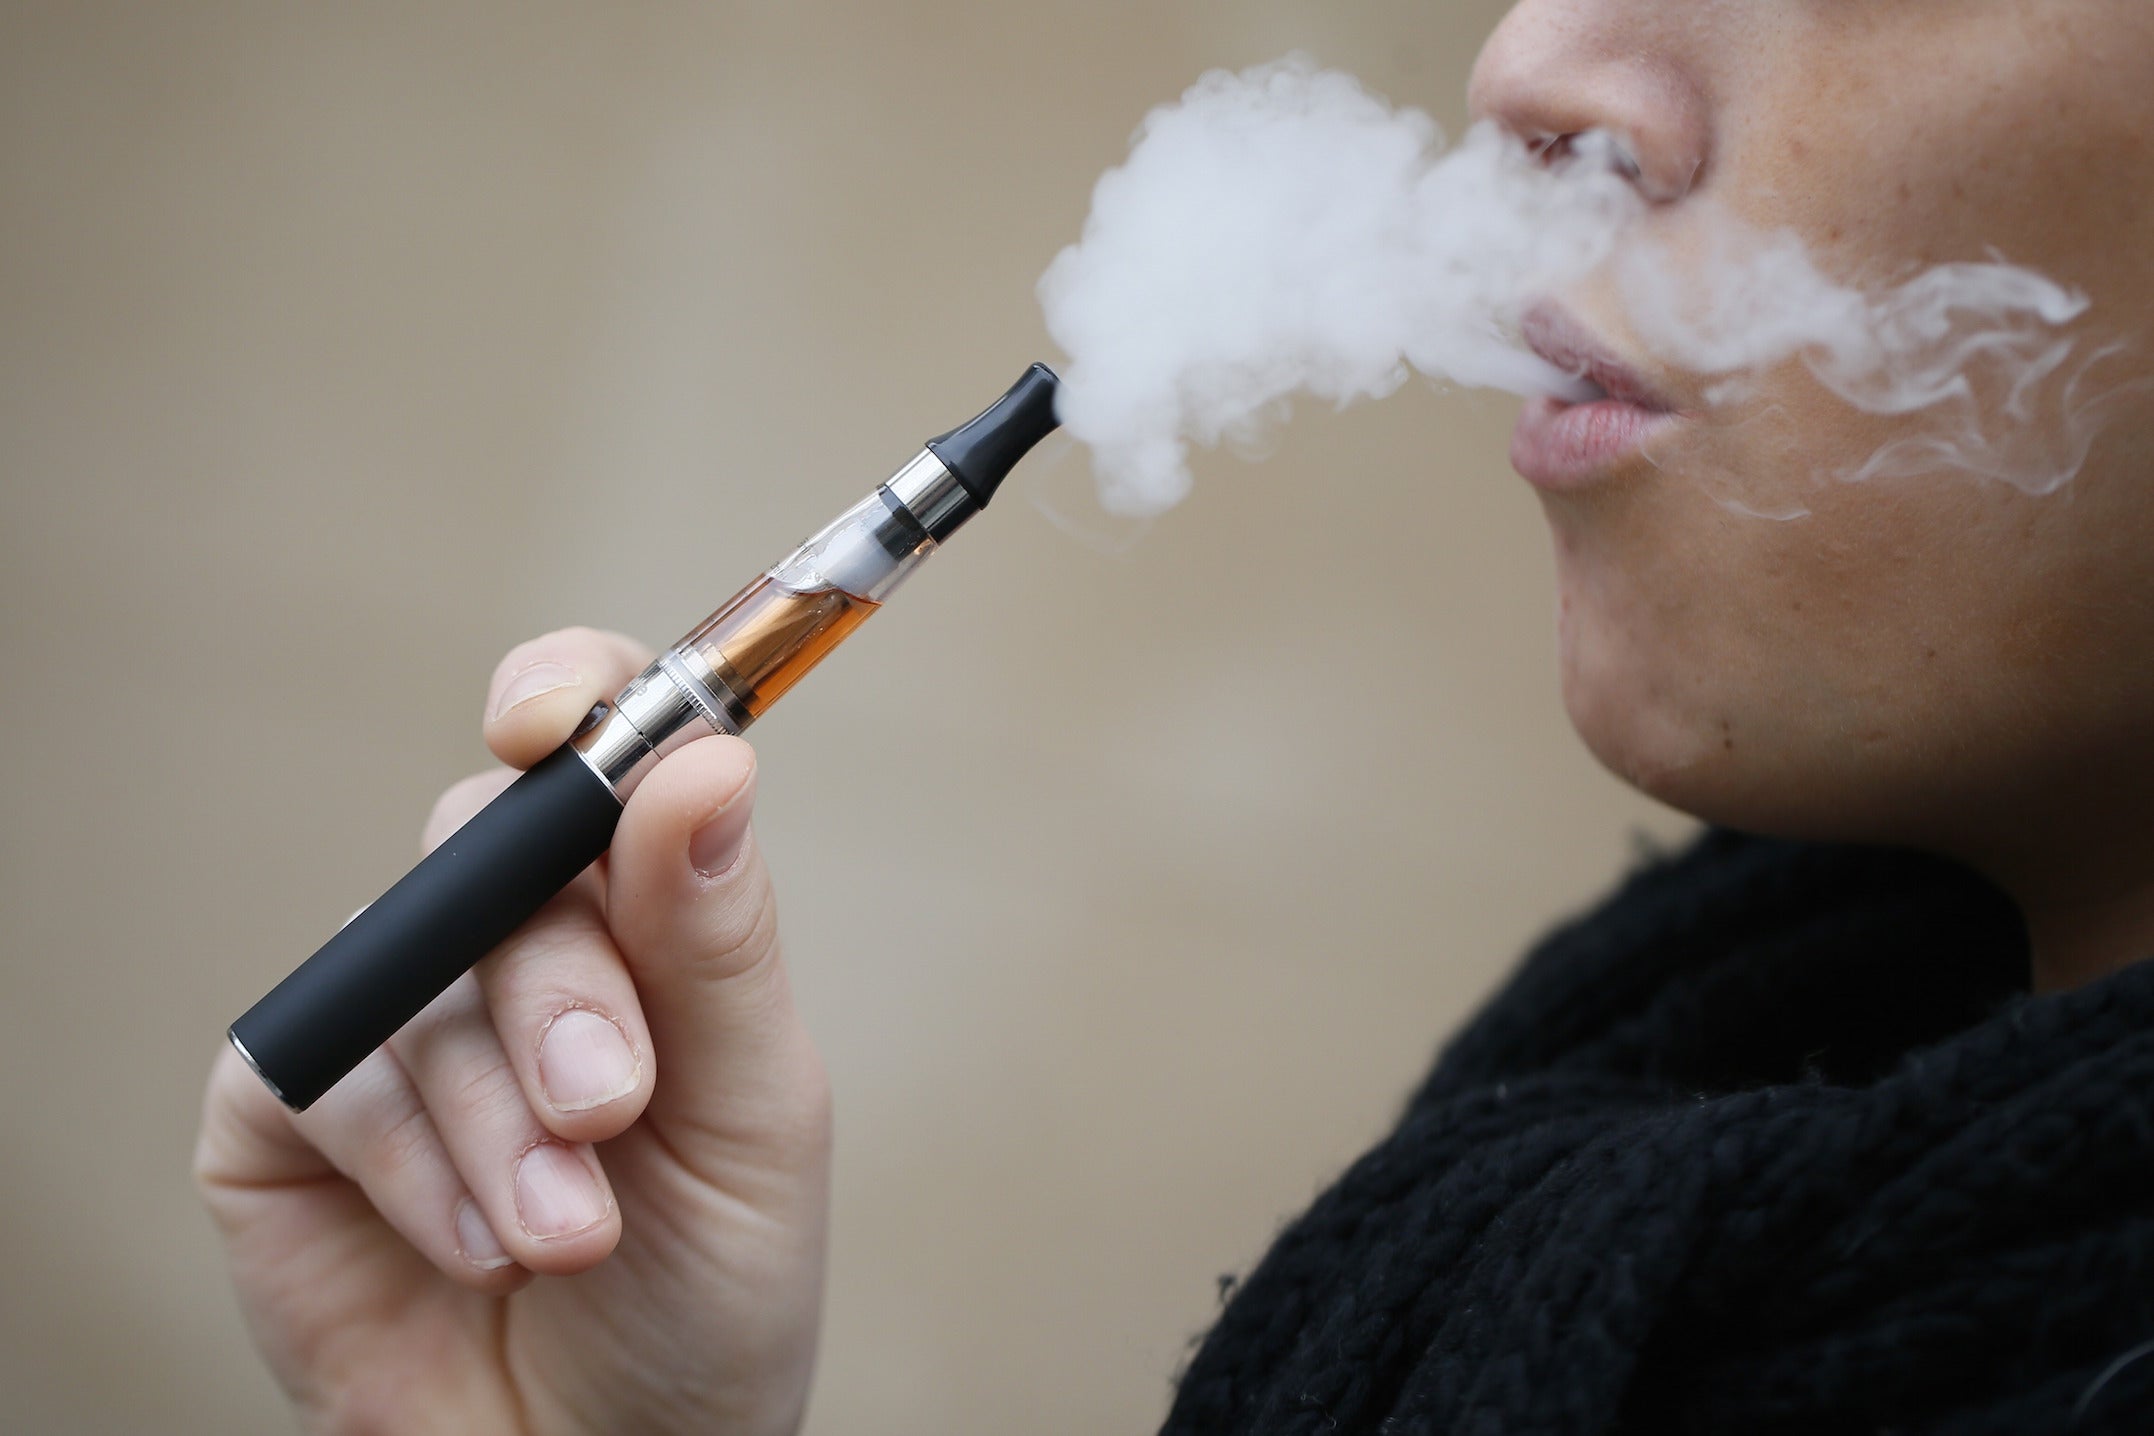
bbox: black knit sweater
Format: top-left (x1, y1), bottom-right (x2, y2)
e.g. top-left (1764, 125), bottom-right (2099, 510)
top-left (1162, 829), bottom-right (2154, 1434)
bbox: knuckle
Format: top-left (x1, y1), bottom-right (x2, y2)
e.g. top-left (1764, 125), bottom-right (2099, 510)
top-left (365, 1099), bottom-right (441, 1185)
top-left (426, 1043), bottom-right (490, 1107)
top-left (189, 1077), bottom-right (232, 1197)
top-left (783, 1047), bottom-right (835, 1158)
top-left (440, 1058), bottom-right (529, 1129)
top-left (193, 1046), bottom-right (289, 1197)
top-left (199, 1041), bottom-right (251, 1118)
top-left (485, 922), bottom-right (615, 1013)
top-left (693, 869), bottom-right (782, 979)
top-left (394, 1017), bottom-right (529, 1126)
top-left (730, 1040), bottom-right (833, 1173)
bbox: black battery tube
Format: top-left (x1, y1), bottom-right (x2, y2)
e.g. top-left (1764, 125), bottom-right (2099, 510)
top-left (229, 746), bottom-right (623, 1111)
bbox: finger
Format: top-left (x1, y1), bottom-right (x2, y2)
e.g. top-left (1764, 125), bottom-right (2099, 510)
top-left (273, 1043), bottom-right (535, 1292)
top-left (197, 1039), bottom-right (338, 1193)
top-left (418, 765), bottom-right (649, 1139)
top-left (606, 736), bottom-right (831, 1182)
top-left (389, 972), bottom-right (622, 1275)
top-left (198, 1042), bottom-right (511, 1380)
top-left (483, 626), bottom-right (654, 770)
top-left (473, 871), bottom-right (654, 1143)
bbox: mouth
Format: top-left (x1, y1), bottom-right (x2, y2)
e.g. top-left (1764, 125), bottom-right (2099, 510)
top-left (1510, 303), bottom-right (1687, 493)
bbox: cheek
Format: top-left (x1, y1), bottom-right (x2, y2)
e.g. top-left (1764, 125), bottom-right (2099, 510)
top-left (1731, 8), bottom-right (2154, 319)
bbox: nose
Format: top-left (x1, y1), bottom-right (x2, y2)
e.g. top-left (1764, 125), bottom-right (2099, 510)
top-left (1467, 1), bottom-right (1710, 204)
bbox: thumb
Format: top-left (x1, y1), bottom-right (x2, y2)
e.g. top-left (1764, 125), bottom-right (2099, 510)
top-left (605, 735), bottom-right (827, 1172)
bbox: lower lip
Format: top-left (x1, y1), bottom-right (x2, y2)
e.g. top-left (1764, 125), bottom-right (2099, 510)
top-left (1510, 395), bottom-right (1682, 492)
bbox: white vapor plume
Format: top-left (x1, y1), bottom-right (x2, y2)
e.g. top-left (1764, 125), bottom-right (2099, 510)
top-left (1038, 56), bottom-right (1640, 516)
top-left (1041, 56), bottom-right (2122, 517)
top-left (1616, 220), bottom-right (2127, 496)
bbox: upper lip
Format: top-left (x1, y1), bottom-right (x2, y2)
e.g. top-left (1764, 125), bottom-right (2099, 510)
top-left (1520, 303), bottom-right (1682, 415)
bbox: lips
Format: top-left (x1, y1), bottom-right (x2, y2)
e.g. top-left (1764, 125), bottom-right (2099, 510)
top-left (1510, 304), bottom-right (1686, 493)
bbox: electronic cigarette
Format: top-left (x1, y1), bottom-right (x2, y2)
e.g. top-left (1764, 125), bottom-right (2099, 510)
top-left (231, 364), bottom-right (1061, 1111)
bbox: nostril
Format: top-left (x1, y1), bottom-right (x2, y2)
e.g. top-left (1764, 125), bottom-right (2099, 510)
top-left (1533, 130), bottom-right (1647, 188)
top-left (1531, 132), bottom-right (1576, 165)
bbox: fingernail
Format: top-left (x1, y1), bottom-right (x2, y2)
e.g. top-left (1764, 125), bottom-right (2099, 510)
top-left (515, 1143), bottom-right (611, 1240)
top-left (455, 1198), bottom-right (514, 1270)
top-left (491, 661), bottom-right (577, 720)
top-left (689, 806), bottom-right (750, 880)
top-left (538, 1008), bottom-right (639, 1112)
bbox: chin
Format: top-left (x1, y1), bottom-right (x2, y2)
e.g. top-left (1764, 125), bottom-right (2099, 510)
top-left (1560, 634), bottom-right (1727, 813)
top-left (1553, 593), bottom-right (1897, 847)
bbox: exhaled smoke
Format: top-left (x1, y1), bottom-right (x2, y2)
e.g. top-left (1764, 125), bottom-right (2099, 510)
top-left (1614, 215), bottom-right (2127, 498)
top-left (1038, 56), bottom-right (1640, 516)
top-left (1040, 56), bottom-right (2120, 517)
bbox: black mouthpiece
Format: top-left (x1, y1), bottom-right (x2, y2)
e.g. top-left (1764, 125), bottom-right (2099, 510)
top-left (926, 362), bottom-right (1061, 509)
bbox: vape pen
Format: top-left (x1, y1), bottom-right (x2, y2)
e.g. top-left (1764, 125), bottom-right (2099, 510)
top-left (231, 364), bottom-right (1061, 1111)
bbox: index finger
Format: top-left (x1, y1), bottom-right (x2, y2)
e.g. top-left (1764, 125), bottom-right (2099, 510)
top-left (483, 626), bottom-right (655, 770)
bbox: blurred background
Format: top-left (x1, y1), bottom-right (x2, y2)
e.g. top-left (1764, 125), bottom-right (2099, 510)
top-left (0, 3), bottom-right (1690, 1431)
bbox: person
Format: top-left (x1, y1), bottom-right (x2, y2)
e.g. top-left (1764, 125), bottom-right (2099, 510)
top-left (194, 2), bottom-right (2154, 1431)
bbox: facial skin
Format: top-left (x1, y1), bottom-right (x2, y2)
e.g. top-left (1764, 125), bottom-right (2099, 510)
top-left (1469, 1), bottom-right (2154, 990)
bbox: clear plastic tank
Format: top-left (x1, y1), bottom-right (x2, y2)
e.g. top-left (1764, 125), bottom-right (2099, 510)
top-left (675, 488), bottom-right (937, 722)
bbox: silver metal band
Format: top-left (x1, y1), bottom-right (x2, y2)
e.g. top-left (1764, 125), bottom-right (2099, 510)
top-left (568, 653), bottom-right (748, 802)
top-left (227, 1028), bottom-right (290, 1107)
top-left (885, 449), bottom-right (969, 536)
top-left (659, 648), bottom-right (750, 733)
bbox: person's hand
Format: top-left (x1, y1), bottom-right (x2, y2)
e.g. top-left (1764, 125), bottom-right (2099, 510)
top-left (195, 627), bottom-right (830, 1436)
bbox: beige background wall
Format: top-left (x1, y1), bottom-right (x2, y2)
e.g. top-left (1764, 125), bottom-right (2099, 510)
top-left (0, 4), bottom-right (1690, 1432)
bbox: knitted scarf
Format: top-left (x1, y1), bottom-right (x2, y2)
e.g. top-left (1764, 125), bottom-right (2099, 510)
top-left (1162, 830), bottom-right (2154, 1434)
